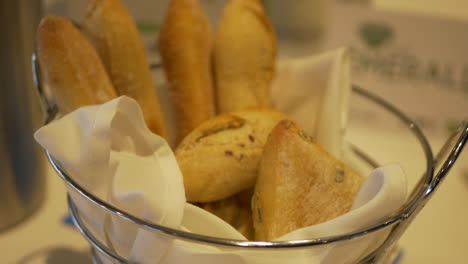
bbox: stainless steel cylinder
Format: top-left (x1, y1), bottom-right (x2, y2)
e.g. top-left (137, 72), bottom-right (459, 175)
top-left (0, 0), bottom-right (46, 230)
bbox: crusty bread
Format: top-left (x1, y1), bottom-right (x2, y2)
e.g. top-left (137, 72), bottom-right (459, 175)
top-left (198, 188), bottom-right (254, 240)
top-left (214, 0), bottom-right (276, 113)
top-left (252, 120), bottom-right (365, 241)
top-left (36, 15), bottom-right (117, 114)
top-left (82, 0), bottom-right (167, 138)
top-left (176, 108), bottom-right (287, 202)
top-left (158, 0), bottom-right (214, 144)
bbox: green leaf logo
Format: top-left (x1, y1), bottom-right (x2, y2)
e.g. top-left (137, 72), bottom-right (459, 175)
top-left (359, 22), bottom-right (394, 49)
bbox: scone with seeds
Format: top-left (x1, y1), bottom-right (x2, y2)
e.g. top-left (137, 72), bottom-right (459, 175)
top-left (252, 120), bottom-right (364, 241)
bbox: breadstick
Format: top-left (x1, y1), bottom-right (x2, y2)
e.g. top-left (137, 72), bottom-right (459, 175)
top-left (252, 120), bottom-right (365, 241)
top-left (82, 0), bottom-right (167, 138)
top-left (214, 0), bottom-right (276, 113)
top-left (158, 0), bottom-right (214, 144)
top-left (36, 15), bottom-right (117, 114)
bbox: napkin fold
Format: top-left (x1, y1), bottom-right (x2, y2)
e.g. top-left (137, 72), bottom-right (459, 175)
top-left (35, 97), bottom-right (186, 262)
top-left (35, 48), bottom-right (408, 264)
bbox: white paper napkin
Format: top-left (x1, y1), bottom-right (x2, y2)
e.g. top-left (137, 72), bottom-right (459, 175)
top-left (34, 48), bottom-right (408, 264)
top-left (35, 97), bottom-right (187, 262)
top-left (271, 47), bottom-right (351, 160)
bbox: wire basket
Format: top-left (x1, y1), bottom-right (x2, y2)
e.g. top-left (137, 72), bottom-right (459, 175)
top-left (32, 50), bottom-right (468, 263)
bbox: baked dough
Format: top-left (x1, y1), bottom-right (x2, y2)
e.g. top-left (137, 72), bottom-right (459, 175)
top-left (36, 15), bottom-right (117, 114)
top-left (198, 188), bottom-right (254, 240)
top-left (214, 0), bottom-right (276, 113)
top-left (82, 0), bottom-right (167, 138)
top-left (176, 108), bottom-right (287, 202)
top-left (158, 0), bottom-right (215, 144)
top-left (252, 120), bottom-right (365, 241)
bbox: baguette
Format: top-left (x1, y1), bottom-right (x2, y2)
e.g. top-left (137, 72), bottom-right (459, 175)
top-left (82, 0), bottom-right (167, 138)
top-left (36, 15), bottom-right (117, 114)
top-left (158, 0), bottom-right (214, 144)
top-left (214, 0), bottom-right (276, 113)
top-left (175, 108), bottom-right (287, 202)
top-left (252, 120), bottom-right (365, 241)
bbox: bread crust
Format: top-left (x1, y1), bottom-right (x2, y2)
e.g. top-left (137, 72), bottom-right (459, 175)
top-left (175, 108), bottom-right (287, 202)
top-left (253, 120), bottom-right (365, 241)
top-left (36, 15), bottom-right (117, 114)
top-left (158, 0), bottom-right (215, 144)
top-left (82, 0), bottom-right (167, 138)
top-left (198, 188), bottom-right (254, 240)
top-left (214, 0), bottom-right (276, 113)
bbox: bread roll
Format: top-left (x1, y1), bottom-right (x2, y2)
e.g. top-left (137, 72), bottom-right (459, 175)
top-left (198, 188), bottom-right (254, 240)
top-left (36, 15), bottom-right (117, 114)
top-left (176, 108), bottom-right (287, 202)
top-left (252, 120), bottom-right (364, 241)
top-left (82, 0), bottom-right (167, 138)
top-left (158, 0), bottom-right (214, 144)
top-left (214, 0), bottom-right (276, 113)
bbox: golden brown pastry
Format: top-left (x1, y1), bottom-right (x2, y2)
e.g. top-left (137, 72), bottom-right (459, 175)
top-left (175, 108), bottom-right (287, 202)
top-left (36, 15), bottom-right (117, 114)
top-left (252, 120), bottom-right (365, 241)
top-left (158, 0), bottom-right (214, 144)
top-left (82, 0), bottom-right (167, 138)
top-left (198, 188), bottom-right (254, 240)
top-left (214, 0), bottom-right (276, 113)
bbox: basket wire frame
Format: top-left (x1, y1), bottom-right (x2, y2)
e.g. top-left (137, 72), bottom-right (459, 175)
top-left (32, 51), bottom-right (468, 263)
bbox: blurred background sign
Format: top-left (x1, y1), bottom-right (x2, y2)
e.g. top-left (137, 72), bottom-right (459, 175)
top-left (324, 3), bottom-right (468, 144)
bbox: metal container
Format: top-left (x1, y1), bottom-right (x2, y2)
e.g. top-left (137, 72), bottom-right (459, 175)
top-left (44, 84), bottom-right (467, 264)
top-left (0, 0), bottom-right (46, 230)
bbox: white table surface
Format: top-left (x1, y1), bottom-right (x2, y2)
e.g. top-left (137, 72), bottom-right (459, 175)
top-left (348, 125), bottom-right (468, 264)
top-left (0, 163), bottom-right (90, 264)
